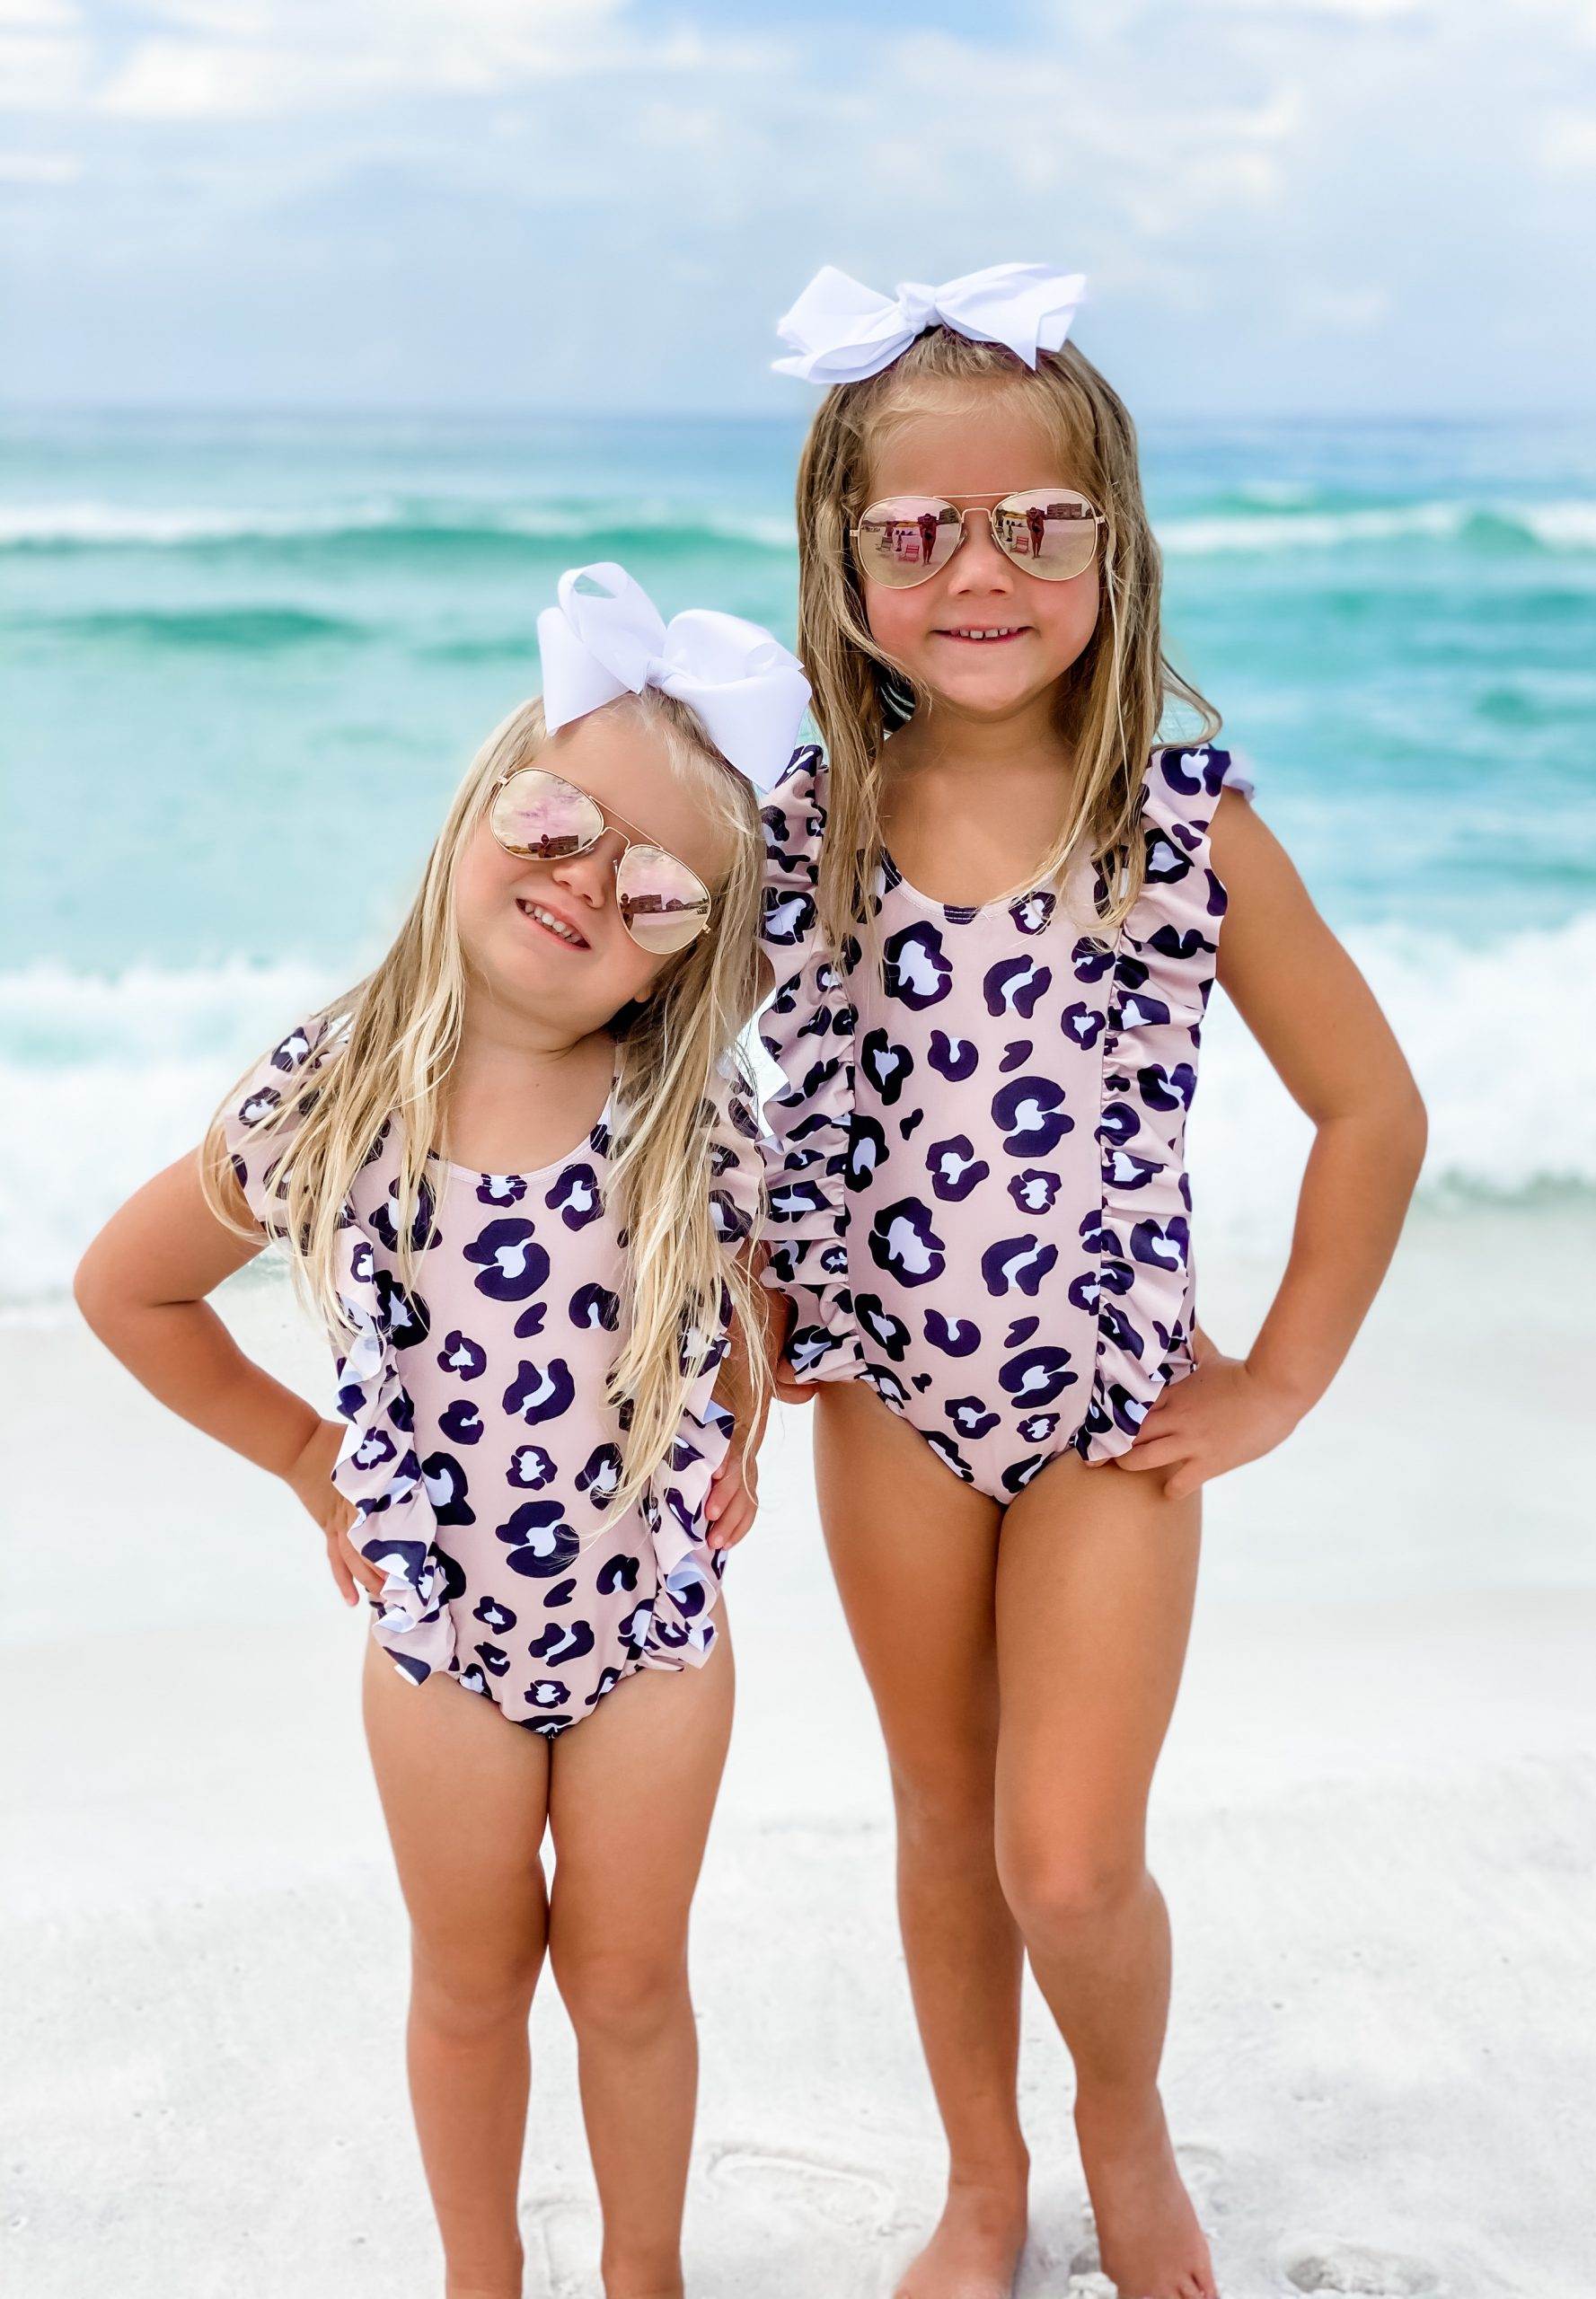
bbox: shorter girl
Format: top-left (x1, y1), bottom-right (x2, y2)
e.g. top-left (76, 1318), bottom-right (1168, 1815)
top-left (75, 563), bottom-right (809, 2299)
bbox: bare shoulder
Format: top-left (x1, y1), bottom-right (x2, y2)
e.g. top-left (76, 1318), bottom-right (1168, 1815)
top-left (1209, 784), bottom-right (1320, 932)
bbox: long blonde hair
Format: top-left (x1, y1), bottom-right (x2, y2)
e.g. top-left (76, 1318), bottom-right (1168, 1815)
top-left (793, 328), bottom-right (1222, 950)
top-left (203, 689), bottom-right (769, 1518)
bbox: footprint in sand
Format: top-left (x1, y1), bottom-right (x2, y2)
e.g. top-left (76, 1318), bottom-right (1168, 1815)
top-left (522, 2189), bottom-right (599, 2299)
top-left (706, 2142), bottom-right (902, 2234)
top-left (1282, 2236), bottom-right (1442, 2295)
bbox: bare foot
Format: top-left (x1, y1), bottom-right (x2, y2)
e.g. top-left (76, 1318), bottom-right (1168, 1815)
top-left (895, 2173), bottom-right (1029, 2299)
top-left (1074, 2088), bottom-right (1216, 2299)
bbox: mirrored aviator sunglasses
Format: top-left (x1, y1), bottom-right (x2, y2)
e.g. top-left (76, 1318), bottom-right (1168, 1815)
top-left (852, 489), bottom-right (1106, 588)
top-left (488, 766), bottom-right (714, 956)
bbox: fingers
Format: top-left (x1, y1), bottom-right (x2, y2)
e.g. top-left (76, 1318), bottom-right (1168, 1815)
top-left (324, 1536), bottom-right (358, 1608)
top-left (706, 1458), bottom-right (757, 1547)
top-left (338, 1524), bottom-right (386, 1600)
top-left (1114, 1435), bottom-right (1189, 1473)
top-left (705, 1457), bottom-right (752, 1519)
top-left (708, 1495), bottom-right (755, 1550)
top-left (1162, 1464), bottom-right (1208, 1501)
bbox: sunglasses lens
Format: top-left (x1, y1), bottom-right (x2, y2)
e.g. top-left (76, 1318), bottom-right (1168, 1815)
top-left (855, 497), bottom-right (961, 587)
top-left (991, 490), bottom-right (1100, 580)
top-left (489, 768), bottom-right (604, 858)
top-left (616, 848), bottom-right (712, 955)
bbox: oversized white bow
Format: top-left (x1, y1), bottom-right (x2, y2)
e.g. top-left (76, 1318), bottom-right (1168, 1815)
top-left (772, 261), bottom-right (1088, 385)
top-left (535, 562), bottom-right (811, 796)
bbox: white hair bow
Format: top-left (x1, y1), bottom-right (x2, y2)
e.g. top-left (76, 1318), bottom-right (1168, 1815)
top-left (535, 562), bottom-right (811, 796)
top-left (773, 261), bottom-right (1088, 385)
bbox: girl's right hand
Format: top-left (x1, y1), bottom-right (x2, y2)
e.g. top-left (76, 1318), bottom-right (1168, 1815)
top-left (281, 1416), bottom-right (386, 1608)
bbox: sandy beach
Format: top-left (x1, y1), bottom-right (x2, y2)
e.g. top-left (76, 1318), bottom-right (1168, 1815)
top-left (4, 1202), bottom-right (1593, 2299)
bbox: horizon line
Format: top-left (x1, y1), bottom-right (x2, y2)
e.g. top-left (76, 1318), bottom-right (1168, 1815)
top-left (3, 399), bottom-right (1591, 430)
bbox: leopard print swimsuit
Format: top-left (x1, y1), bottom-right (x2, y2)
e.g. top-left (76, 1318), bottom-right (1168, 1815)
top-left (757, 741), bottom-right (1255, 1502)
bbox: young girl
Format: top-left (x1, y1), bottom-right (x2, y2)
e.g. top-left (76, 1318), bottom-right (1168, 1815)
top-left (758, 265), bottom-right (1428, 2299)
top-left (74, 562), bottom-right (808, 2299)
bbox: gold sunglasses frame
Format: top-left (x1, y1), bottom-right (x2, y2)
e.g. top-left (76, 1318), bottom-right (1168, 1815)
top-left (488, 766), bottom-right (714, 954)
top-left (851, 487), bottom-right (1107, 588)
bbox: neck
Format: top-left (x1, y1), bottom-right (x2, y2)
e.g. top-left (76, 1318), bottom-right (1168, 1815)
top-left (893, 686), bottom-right (1071, 780)
top-left (454, 982), bottom-right (601, 1076)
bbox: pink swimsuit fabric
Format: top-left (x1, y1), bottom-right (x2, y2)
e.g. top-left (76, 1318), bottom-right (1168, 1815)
top-left (757, 741), bottom-right (1256, 1501)
top-left (221, 1021), bottom-right (762, 1731)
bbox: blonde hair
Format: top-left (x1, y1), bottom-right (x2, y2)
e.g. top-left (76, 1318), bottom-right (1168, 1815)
top-left (793, 329), bottom-right (1222, 950)
top-left (203, 689), bottom-right (769, 1519)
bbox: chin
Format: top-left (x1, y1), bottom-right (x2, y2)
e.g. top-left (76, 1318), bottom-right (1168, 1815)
top-left (932, 675), bottom-right (1044, 718)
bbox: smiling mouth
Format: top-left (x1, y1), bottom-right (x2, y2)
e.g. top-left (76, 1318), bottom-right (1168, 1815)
top-left (516, 897), bottom-right (589, 950)
top-left (935, 625), bottom-right (1030, 643)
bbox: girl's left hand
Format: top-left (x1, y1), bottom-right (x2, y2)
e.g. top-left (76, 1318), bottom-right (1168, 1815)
top-left (705, 1440), bottom-right (760, 1550)
top-left (1102, 1331), bottom-right (1304, 1500)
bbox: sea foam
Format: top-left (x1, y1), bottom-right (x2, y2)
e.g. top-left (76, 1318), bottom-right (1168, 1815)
top-left (5, 916), bottom-right (1592, 1305)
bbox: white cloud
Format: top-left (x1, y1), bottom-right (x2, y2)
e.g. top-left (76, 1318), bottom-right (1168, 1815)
top-left (0, 26), bottom-right (91, 105)
top-left (0, 143), bottom-right (77, 176)
top-left (0, 0), bottom-right (1591, 411)
top-left (1540, 104), bottom-right (1596, 167)
top-left (0, 0), bottom-right (81, 24)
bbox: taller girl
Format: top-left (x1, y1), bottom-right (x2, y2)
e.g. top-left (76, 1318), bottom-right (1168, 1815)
top-left (759, 264), bottom-right (1427, 2299)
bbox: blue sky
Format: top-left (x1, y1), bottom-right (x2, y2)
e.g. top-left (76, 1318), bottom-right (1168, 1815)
top-left (2, 0), bottom-right (1594, 415)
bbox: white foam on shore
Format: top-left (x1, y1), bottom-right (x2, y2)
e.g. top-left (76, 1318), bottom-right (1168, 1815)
top-left (0, 498), bottom-right (798, 551)
top-left (6, 494), bottom-right (1596, 557)
top-left (5, 913), bottom-right (1594, 1304)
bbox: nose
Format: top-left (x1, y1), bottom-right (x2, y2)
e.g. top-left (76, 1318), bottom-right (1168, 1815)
top-left (550, 828), bottom-right (626, 912)
top-left (945, 508), bottom-right (1015, 595)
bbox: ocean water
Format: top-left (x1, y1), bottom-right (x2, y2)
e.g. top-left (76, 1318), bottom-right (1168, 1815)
top-left (4, 407), bottom-right (1594, 1301)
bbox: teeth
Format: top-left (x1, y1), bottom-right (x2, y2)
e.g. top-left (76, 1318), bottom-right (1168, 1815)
top-left (949, 627), bottom-right (1021, 640)
top-left (521, 899), bottom-right (583, 946)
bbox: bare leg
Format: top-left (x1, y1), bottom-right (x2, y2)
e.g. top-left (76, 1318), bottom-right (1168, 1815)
top-left (362, 1636), bottom-right (551, 2299)
top-left (814, 1380), bottom-right (1028, 2299)
top-left (545, 1626), bottom-right (735, 2299)
top-left (994, 1453), bottom-right (1214, 2299)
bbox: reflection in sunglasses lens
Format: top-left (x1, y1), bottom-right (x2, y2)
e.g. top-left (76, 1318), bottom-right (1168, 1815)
top-left (618, 850), bottom-right (711, 954)
top-left (857, 498), bottom-right (960, 583)
top-left (992, 491), bottom-right (1098, 577)
top-left (489, 769), bottom-right (603, 858)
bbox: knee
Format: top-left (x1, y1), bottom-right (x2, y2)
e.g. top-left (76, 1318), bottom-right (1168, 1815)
top-left (887, 1747), bottom-right (997, 1851)
top-left (997, 1833), bottom-right (1147, 1942)
top-left (551, 1940), bottom-right (688, 2048)
top-left (410, 1933), bottom-right (542, 2043)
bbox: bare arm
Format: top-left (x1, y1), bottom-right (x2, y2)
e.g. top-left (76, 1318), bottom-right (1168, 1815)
top-left (74, 1149), bottom-right (381, 1600)
top-left (1114, 790), bottom-right (1427, 1494)
top-left (75, 1149), bottom-right (322, 1472)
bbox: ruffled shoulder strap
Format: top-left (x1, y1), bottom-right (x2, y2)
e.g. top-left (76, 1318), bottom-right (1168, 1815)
top-left (216, 1012), bottom-right (341, 1230)
top-left (703, 1044), bottom-right (765, 1253)
top-left (753, 742), bottom-right (860, 1382)
top-left (1071, 738), bottom-right (1255, 1463)
top-left (759, 742), bottom-right (828, 974)
top-left (1141, 741), bottom-right (1255, 846)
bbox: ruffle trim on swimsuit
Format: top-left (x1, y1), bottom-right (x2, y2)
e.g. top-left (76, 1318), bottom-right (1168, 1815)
top-left (755, 746), bottom-right (865, 1384)
top-left (1073, 742), bottom-right (1255, 1464)
top-left (219, 1023), bottom-right (763, 1710)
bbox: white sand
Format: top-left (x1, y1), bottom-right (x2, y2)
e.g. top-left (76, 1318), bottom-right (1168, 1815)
top-left (4, 1203), bottom-right (1594, 2298)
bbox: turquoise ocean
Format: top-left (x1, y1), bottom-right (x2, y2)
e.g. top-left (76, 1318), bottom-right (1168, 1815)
top-left (4, 408), bottom-right (1594, 1300)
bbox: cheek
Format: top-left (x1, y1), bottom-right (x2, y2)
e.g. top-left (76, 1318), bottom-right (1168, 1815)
top-left (1035, 568), bottom-right (1101, 658)
top-left (862, 583), bottom-right (931, 660)
top-left (452, 839), bottom-right (516, 947)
